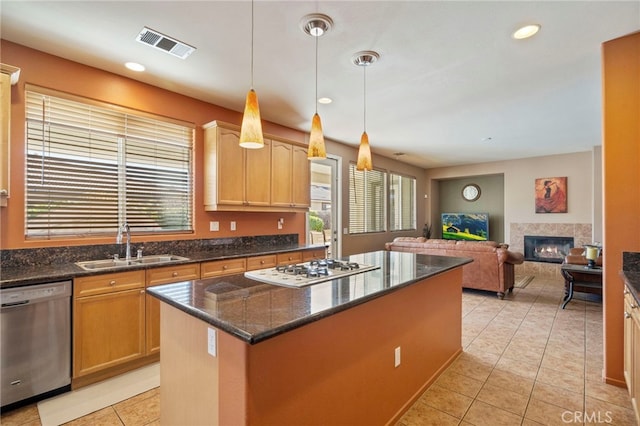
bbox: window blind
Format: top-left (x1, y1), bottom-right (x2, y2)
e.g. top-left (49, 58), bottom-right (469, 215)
top-left (25, 90), bottom-right (194, 238)
top-left (348, 164), bottom-right (386, 234)
top-left (389, 173), bottom-right (416, 231)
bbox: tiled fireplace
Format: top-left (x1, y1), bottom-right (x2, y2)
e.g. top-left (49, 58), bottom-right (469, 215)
top-left (510, 223), bottom-right (592, 277)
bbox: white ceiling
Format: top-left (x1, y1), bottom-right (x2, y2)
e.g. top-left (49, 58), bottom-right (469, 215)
top-left (1, 1), bottom-right (639, 169)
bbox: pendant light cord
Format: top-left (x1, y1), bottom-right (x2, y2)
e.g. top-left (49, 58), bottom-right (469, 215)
top-left (250, 0), bottom-right (255, 89)
top-left (363, 65), bottom-right (367, 132)
top-left (315, 34), bottom-right (319, 114)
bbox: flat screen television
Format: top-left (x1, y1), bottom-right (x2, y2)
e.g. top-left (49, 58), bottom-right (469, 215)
top-left (441, 212), bottom-right (489, 241)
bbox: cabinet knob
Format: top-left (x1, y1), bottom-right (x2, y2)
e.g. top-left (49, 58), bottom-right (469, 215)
top-left (172, 272), bottom-right (178, 277)
top-left (109, 280), bottom-right (116, 286)
top-left (625, 312), bottom-right (632, 319)
top-left (260, 260), bottom-right (265, 264)
top-left (141, 290), bottom-right (145, 294)
top-left (223, 265), bottom-right (228, 270)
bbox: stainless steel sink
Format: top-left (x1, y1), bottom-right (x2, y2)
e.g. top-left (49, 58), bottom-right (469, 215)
top-left (76, 254), bottom-right (189, 271)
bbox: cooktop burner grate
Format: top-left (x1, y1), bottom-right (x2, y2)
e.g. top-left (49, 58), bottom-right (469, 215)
top-left (244, 258), bottom-right (380, 288)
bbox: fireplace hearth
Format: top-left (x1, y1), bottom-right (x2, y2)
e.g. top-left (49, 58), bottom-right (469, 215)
top-left (524, 235), bottom-right (574, 264)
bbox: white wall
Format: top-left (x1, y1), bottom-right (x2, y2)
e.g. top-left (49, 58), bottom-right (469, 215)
top-left (424, 150), bottom-right (600, 244)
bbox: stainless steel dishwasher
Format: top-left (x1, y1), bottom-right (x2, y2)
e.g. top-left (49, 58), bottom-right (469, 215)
top-left (1, 280), bottom-right (72, 410)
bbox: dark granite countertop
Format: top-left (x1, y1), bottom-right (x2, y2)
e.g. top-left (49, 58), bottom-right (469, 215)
top-left (147, 250), bottom-right (472, 345)
top-left (0, 243), bottom-right (326, 288)
top-left (622, 251), bottom-right (640, 305)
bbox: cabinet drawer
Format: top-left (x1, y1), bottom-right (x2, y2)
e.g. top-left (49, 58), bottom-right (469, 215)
top-left (201, 258), bottom-right (247, 278)
top-left (247, 255), bottom-right (277, 271)
top-left (75, 270), bottom-right (145, 298)
top-left (277, 251), bottom-right (303, 265)
top-left (146, 263), bottom-right (201, 287)
top-left (303, 248), bottom-right (326, 261)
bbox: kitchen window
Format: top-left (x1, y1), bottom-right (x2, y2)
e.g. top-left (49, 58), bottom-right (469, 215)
top-left (389, 173), bottom-right (416, 231)
top-left (25, 87), bottom-right (194, 239)
top-left (348, 164), bottom-right (386, 234)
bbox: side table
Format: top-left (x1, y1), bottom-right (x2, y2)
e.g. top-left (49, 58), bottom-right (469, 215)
top-left (560, 263), bottom-right (603, 309)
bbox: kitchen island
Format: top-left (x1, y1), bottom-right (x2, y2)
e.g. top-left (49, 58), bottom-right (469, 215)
top-left (147, 250), bottom-right (471, 425)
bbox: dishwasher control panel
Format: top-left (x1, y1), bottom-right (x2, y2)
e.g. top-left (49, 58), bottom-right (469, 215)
top-left (1, 280), bottom-right (72, 306)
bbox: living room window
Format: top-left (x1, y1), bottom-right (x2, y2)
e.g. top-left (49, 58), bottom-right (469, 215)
top-left (348, 164), bottom-right (386, 234)
top-left (389, 173), bottom-right (416, 231)
top-left (25, 87), bottom-right (194, 239)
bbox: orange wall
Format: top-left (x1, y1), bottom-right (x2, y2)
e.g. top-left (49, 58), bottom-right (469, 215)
top-left (0, 40), bottom-right (308, 249)
top-left (602, 31), bottom-right (640, 386)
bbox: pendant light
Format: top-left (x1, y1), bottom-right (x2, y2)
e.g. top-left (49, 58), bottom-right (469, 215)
top-left (301, 14), bottom-right (333, 160)
top-left (239, 0), bottom-right (264, 149)
top-left (353, 51), bottom-right (379, 171)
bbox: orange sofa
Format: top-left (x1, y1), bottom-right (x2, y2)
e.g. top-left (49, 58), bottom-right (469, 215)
top-left (385, 237), bottom-right (524, 299)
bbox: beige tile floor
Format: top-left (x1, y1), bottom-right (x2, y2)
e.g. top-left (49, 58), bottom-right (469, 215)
top-left (1, 274), bottom-right (635, 426)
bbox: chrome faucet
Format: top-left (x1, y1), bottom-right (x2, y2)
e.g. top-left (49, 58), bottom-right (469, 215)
top-left (116, 222), bottom-right (131, 260)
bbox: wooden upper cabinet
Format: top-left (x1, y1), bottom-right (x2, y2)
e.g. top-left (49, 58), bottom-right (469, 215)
top-left (203, 120), bottom-right (309, 212)
top-left (245, 138), bottom-right (271, 206)
top-left (1, 64), bottom-right (20, 207)
top-left (204, 124), bottom-right (245, 208)
top-left (271, 141), bottom-right (293, 207)
top-left (292, 145), bottom-right (310, 208)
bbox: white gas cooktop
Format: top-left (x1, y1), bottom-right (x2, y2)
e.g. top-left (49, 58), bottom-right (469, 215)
top-left (244, 259), bottom-right (380, 288)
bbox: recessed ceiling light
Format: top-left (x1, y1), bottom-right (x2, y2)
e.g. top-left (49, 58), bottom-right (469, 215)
top-left (318, 97), bottom-right (332, 104)
top-left (125, 62), bottom-right (145, 72)
top-left (512, 24), bottom-right (541, 40)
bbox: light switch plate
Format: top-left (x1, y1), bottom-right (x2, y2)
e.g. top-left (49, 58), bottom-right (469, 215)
top-left (207, 327), bottom-right (217, 357)
top-left (209, 221), bottom-right (219, 232)
top-left (230, 221), bottom-right (236, 231)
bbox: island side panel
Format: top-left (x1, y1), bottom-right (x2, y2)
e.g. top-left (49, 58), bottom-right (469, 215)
top-left (159, 303), bottom-right (221, 426)
top-left (222, 267), bottom-right (462, 425)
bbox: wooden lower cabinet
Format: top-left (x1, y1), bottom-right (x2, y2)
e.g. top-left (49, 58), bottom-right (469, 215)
top-left (73, 271), bottom-right (146, 383)
top-left (303, 247), bottom-right (326, 261)
top-left (145, 263), bottom-right (201, 355)
top-left (277, 251), bottom-right (303, 265)
top-left (624, 287), bottom-right (640, 423)
top-left (71, 249), bottom-right (323, 388)
top-left (247, 254), bottom-right (277, 271)
top-left (201, 258), bottom-right (247, 278)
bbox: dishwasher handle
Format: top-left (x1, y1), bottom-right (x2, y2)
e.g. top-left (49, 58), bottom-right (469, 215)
top-left (1, 300), bottom-right (30, 308)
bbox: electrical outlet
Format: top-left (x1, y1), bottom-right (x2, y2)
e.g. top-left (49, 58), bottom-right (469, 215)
top-left (209, 221), bottom-right (219, 232)
top-left (207, 328), bottom-right (217, 357)
top-left (230, 221), bottom-right (236, 231)
top-left (394, 346), bottom-right (401, 367)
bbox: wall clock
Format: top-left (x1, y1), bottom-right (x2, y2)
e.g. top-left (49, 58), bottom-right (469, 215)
top-left (462, 184), bottom-right (481, 201)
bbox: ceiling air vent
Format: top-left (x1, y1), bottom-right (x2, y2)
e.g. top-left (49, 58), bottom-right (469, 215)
top-left (136, 27), bottom-right (196, 59)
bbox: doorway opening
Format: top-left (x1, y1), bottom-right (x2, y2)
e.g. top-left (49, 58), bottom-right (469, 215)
top-left (310, 157), bottom-right (341, 258)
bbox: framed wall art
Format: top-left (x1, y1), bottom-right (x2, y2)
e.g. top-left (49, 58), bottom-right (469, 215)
top-left (535, 177), bottom-right (567, 213)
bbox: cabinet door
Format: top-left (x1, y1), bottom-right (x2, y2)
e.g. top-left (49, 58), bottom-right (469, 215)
top-left (303, 248), bottom-right (326, 261)
top-left (247, 254), bottom-right (277, 271)
top-left (271, 141), bottom-right (293, 207)
top-left (145, 264), bottom-right (200, 355)
top-left (0, 72), bottom-right (10, 202)
top-left (201, 258), bottom-right (247, 278)
top-left (277, 251), bottom-right (303, 265)
top-left (207, 127), bottom-right (245, 207)
top-left (75, 270), bottom-right (145, 297)
top-left (291, 145), bottom-right (310, 208)
top-left (217, 128), bottom-right (245, 205)
top-left (625, 292), bottom-right (634, 393)
top-left (245, 138), bottom-right (271, 206)
top-left (73, 288), bottom-right (145, 378)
